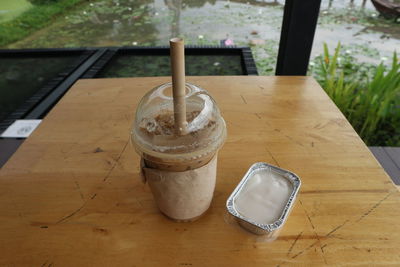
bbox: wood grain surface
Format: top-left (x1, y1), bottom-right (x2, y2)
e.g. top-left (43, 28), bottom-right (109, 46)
top-left (1, 76), bottom-right (399, 266)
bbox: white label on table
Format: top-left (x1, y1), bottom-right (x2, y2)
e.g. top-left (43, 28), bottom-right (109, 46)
top-left (1, 120), bottom-right (42, 138)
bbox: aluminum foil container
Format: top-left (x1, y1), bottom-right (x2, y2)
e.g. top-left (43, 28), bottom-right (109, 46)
top-left (226, 162), bottom-right (301, 235)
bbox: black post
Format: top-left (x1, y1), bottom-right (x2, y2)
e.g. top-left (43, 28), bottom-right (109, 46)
top-left (276, 0), bottom-right (322, 75)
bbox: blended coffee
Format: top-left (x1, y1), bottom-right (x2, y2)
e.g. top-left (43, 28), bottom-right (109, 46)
top-left (131, 82), bottom-right (226, 221)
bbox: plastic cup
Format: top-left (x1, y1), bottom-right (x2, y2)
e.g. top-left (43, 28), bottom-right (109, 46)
top-left (131, 82), bottom-right (226, 221)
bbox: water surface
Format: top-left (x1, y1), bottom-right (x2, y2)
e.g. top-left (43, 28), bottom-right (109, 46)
top-left (3, 0), bottom-right (400, 71)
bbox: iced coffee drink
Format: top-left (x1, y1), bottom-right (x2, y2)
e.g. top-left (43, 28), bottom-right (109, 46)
top-left (131, 82), bottom-right (226, 221)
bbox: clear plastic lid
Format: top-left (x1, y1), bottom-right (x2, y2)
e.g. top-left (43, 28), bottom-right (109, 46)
top-left (131, 82), bottom-right (226, 164)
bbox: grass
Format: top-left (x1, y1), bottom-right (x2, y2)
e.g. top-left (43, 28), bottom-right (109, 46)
top-left (0, 0), bottom-right (33, 23)
top-left (312, 43), bottom-right (400, 146)
top-left (0, 0), bottom-right (86, 47)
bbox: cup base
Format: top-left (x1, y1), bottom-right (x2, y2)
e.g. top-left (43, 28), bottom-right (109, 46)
top-left (160, 206), bottom-right (210, 222)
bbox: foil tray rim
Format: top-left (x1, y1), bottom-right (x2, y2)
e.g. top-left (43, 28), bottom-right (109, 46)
top-left (226, 162), bottom-right (301, 233)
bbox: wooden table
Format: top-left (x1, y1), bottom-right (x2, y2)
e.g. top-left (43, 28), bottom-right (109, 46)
top-left (1, 76), bottom-right (399, 266)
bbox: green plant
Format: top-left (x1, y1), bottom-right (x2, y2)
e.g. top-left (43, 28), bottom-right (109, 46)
top-left (352, 53), bottom-right (400, 145)
top-left (311, 43), bottom-right (377, 86)
top-left (316, 43), bottom-right (358, 117)
top-left (315, 43), bottom-right (400, 146)
top-left (0, 0), bottom-right (86, 47)
top-left (28, 0), bottom-right (61, 5)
